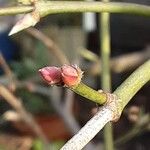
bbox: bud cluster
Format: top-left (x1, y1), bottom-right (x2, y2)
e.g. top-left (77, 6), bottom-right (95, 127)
top-left (39, 65), bottom-right (83, 87)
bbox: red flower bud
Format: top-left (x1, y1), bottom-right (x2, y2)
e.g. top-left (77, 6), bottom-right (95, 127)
top-left (39, 67), bottom-right (62, 85)
top-left (61, 65), bottom-right (83, 87)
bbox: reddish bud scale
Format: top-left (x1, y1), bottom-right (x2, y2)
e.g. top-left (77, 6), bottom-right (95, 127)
top-left (61, 65), bottom-right (83, 87)
top-left (39, 67), bottom-right (62, 85)
top-left (39, 65), bottom-right (83, 87)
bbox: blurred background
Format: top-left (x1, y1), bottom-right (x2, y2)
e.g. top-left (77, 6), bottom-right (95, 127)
top-left (0, 0), bottom-right (150, 150)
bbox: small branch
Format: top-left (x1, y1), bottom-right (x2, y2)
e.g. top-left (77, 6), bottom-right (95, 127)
top-left (0, 84), bottom-right (49, 147)
top-left (26, 28), bottom-right (69, 64)
top-left (0, 6), bottom-right (34, 16)
top-left (60, 60), bottom-right (150, 150)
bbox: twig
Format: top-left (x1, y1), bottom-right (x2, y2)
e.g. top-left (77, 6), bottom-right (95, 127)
top-left (26, 28), bottom-right (69, 64)
top-left (0, 84), bottom-right (49, 148)
top-left (60, 60), bottom-right (150, 150)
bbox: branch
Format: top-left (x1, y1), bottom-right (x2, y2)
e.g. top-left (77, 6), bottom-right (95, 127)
top-left (60, 60), bottom-right (150, 150)
top-left (1, 2), bottom-right (150, 17)
top-left (5, 1), bottom-right (150, 35)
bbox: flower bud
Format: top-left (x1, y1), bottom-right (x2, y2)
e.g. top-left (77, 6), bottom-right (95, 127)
top-left (61, 65), bottom-right (83, 87)
top-left (39, 67), bottom-right (62, 85)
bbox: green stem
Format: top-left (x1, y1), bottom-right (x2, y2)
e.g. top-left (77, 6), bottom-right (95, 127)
top-left (36, 1), bottom-right (150, 17)
top-left (1, 2), bottom-right (150, 17)
top-left (71, 82), bottom-right (107, 105)
top-left (100, 0), bottom-right (114, 150)
top-left (0, 6), bottom-right (33, 16)
top-left (114, 60), bottom-right (150, 113)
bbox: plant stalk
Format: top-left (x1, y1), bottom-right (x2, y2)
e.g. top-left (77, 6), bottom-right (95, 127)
top-left (100, 0), bottom-right (114, 150)
top-left (1, 2), bottom-right (150, 17)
